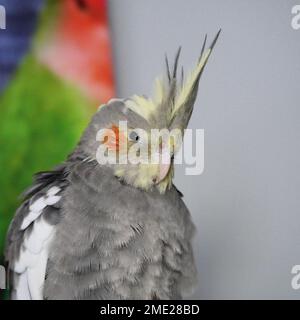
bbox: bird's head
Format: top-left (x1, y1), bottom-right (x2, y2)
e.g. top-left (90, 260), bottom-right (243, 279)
top-left (78, 32), bottom-right (220, 193)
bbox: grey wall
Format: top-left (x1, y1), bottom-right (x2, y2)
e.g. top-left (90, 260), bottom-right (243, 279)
top-left (108, 0), bottom-right (300, 299)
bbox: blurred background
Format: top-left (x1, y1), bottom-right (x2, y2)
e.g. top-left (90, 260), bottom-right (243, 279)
top-left (1, 0), bottom-right (300, 299)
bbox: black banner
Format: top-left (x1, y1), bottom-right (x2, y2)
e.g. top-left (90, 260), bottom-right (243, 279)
top-left (0, 300), bottom-right (299, 319)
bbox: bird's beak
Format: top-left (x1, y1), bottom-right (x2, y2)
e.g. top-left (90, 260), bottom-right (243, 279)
top-left (157, 162), bottom-right (171, 183)
top-left (155, 145), bottom-right (172, 183)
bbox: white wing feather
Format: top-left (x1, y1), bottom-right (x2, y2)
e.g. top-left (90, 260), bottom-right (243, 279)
top-left (12, 186), bottom-right (61, 300)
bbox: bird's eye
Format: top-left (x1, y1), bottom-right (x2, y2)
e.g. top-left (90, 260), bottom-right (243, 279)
top-left (129, 131), bottom-right (140, 142)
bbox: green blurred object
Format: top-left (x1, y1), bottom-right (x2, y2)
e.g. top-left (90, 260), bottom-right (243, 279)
top-left (0, 54), bottom-right (92, 258)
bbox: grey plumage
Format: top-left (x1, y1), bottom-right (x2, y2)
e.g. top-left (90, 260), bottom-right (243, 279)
top-left (44, 162), bottom-right (196, 299)
top-left (6, 148), bottom-right (196, 299)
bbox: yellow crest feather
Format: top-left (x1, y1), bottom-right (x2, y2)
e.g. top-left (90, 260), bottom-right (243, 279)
top-left (172, 48), bottom-right (211, 117)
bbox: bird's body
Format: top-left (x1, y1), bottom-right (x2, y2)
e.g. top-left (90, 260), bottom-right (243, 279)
top-left (5, 31), bottom-right (220, 300)
top-left (7, 156), bottom-right (196, 299)
top-left (46, 164), bottom-right (195, 300)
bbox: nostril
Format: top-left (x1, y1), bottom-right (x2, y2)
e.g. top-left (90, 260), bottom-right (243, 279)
top-left (152, 177), bottom-right (157, 184)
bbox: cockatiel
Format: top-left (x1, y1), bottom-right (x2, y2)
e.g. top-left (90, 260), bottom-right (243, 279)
top-left (5, 31), bottom-right (220, 300)
top-left (0, 0), bottom-right (114, 257)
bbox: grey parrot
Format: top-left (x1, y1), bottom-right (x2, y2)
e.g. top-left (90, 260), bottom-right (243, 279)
top-left (5, 31), bottom-right (220, 300)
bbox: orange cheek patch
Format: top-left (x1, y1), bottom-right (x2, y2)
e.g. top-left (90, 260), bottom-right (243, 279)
top-left (103, 125), bottom-right (126, 152)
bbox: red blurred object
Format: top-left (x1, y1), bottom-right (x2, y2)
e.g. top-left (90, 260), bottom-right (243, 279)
top-left (38, 0), bottom-right (115, 104)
